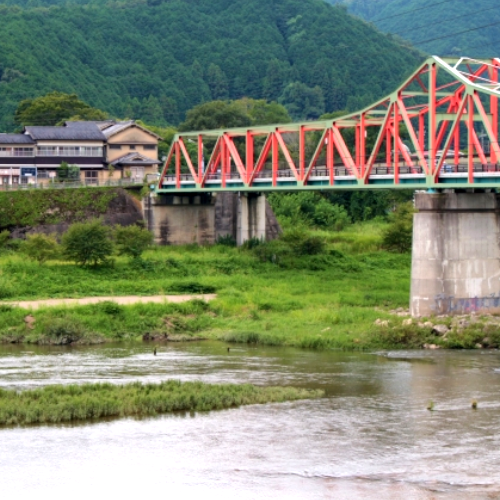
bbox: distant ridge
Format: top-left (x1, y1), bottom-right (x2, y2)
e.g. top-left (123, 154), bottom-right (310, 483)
top-left (0, 0), bottom-right (421, 131)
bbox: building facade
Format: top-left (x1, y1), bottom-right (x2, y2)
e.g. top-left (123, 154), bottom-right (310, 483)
top-left (0, 120), bottom-right (161, 185)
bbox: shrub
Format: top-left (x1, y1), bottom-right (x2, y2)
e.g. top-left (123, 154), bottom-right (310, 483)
top-left (216, 234), bottom-right (237, 247)
top-left (114, 224), bottom-right (153, 260)
top-left (62, 219), bottom-right (113, 266)
top-left (382, 202), bottom-right (414, 253)
top-left (23, 233), bottom-right (60, 263)
top-left (0, 230), bottom-right (10, 249)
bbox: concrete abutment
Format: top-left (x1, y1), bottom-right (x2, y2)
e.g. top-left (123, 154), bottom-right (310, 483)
top-left (143, 192), bottom-right (280, 246)
top-left (410, 191), bottom-right (500, 316)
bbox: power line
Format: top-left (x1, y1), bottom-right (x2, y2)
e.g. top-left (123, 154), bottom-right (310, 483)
top-left (371, 0), bottom-right (457, 23)
top-left (390, 5), bottom-right (499, 37)
top-left (413, 19), bottom-right (500, 46)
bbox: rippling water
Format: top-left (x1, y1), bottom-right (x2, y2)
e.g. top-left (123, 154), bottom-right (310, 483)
top-left (1, 342), bottom-right (499, 499)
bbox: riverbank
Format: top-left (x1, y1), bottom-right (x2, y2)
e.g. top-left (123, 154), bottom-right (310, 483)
top-left (0, 380), bottom-right (323, 426)
top-left (1, 223), bottom-right (498, 350)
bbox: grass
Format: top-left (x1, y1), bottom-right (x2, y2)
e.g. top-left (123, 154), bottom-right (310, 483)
top-left (0, 222), bottom-right (437, 349)
top-left (0, 381), bottom-right (324, 426)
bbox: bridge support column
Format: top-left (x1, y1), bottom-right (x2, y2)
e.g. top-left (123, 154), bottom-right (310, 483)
top-left (144, 192), bottom-right (280, 246)
top-left (143, 193), bottom-right (216, 245)
top-left (410, 191), bottom-right (500, 316)
top-left (236, 193), bottom-right (266, 246)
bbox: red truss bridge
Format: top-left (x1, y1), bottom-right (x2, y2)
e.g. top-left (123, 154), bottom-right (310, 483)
top-left (158, 56), bottom-right (500, 193)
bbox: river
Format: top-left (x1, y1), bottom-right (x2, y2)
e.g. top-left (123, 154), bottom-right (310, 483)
top-left (1, 342), bottom-right (499, 499)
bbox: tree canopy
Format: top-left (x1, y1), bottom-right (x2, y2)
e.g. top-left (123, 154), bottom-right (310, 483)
top-left (0, 0), bottom-right (421, 131)
top-left (14, 92), bottom-right (107, 127)
top-left (179, 98), bottom-right (291, 132)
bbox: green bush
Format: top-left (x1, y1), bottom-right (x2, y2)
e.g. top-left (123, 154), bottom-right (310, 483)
top-left (382, 202), bottom-right (414, 253)
top-left (62, 219), bottom-right (113, 266)
top-left (114, 224), bottom-right (153, 260)
top-left (0, 230), bottom-right (10, 249)
top-left (23, 233), bottom-right (60, 263)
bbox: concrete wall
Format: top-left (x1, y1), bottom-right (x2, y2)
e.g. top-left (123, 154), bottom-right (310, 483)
top-left (144, 192), bottom-right (280, 246)
top-left (410, 191), bottom-right (500, 316)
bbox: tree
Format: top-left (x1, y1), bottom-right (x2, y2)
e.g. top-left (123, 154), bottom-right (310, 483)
top-left (14, 91), bottom-right (107, 127)
top-left (62, 220), bottom-right (113, 266)
top-left (114, 224), bottom-right (153, 260)
top-left (279, 82), bottom-right (325, 120)
top-left (382, 202), bottom-right (415, 253)
top-left (179, 100), bottom-right (251, 132)
top-left (57, 162), bottom-right (80, 182)
top-left (234, 98), bottom-right (291, 125)
top-left (23, 233), bottom-right (60, 264)
top-left (207, 64), bottom-right (229, 100)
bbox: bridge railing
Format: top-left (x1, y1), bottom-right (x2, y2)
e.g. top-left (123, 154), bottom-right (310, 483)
top-left (0, 178), bottom-right (145, 192)
top-left (161, 162), bottom-right (500, 185)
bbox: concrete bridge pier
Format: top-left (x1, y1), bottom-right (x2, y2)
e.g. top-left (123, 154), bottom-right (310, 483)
top-left (410, 191), bottom-right (500, 316)
top-left (143, 192), bottom-right (280, 246)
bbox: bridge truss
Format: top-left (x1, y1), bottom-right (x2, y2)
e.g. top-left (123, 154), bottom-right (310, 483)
top-left (158, 56), bottom-right (500, 193)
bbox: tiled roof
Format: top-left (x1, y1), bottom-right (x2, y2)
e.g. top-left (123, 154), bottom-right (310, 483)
top-left (109, 152), bottom-right (161, 166)
top-left (25, 123), bottom-right (106, 141)
top-left (102, 121), bottom-right (162, 140)
top-left (0, 133), bottom-right (35, 144)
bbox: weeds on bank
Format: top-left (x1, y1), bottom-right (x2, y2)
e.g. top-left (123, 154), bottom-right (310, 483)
top-left (0, 222), bottom-right (415, 349)
top-left (0, 381), bottom-right (324, 426)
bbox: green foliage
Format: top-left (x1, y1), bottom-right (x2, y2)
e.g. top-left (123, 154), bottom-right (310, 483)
top-left (382, 202), bottom-right (415, 253)
top-left (216, 234), bottom-right (237, 247)
top-left (179, 100), bottom-right (252, 132)
top-left (22, 233), bottom-right (60, 263)
top-left (62, 219), bottom-right (114, 266)
top-left (279, 81), bottom-right (325, 120)
top-left (0, 381), bottom-right (322, 426)
top-left (0, 0), bottom-right (421, 131)
top-left (268, 192), bottom-right (351, 230)
top-left (57, 162), bottom-right (80, 182)
top-left (329, 0), bottom-right (500, 57)
top-left (14, 91), bottom-right (107, 127)
top-left (0, 230), bottom-right (10, 249)
top-left (114, 224), bottom-right (153, 259)
top-left (0, 188), bottom-right (118, 229)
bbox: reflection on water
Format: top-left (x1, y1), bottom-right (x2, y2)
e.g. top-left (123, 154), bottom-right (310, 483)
top-left (1, 342), bottom-right (500, 499)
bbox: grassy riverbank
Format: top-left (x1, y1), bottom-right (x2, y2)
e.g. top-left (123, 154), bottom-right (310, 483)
top-left (0, 222), bottom-right (493, 350)
top-left (0, 381), bottom-right (323, 426)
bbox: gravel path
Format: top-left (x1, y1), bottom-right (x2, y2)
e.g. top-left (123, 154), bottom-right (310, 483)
top-left (4, 294), bottom-right (217, 310)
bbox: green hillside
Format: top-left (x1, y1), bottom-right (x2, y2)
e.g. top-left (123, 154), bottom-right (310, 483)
top-left (327, 0), bottom-right (500, 57)
top-left (0, 0), bottom-right (421, 131)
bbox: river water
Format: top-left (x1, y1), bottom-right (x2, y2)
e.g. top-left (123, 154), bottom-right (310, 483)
top-left (1, 342), bottom-right (500, 499)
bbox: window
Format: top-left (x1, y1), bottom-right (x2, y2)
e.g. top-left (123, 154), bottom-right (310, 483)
top-left (84, 170), bottom-right (98, 184)
top-left (37, 146), bottom-right (103, 157)
top-left (0, 147), bottom-right (34, 157)
top-left (130, 167), bottom-right (144, 180)
top-left (129, 145), bottom-right (136, 150)
top-left (144, 145), bottom-right (156, 150)
top-left (109, 145), bottom-right (122, 150)
top-left (38, 147), bottom-right (58, 156)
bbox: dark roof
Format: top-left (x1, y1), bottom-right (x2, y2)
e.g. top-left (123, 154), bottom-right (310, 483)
top-left (0, 133), bottom-right (35, 145)
top-left (25, 123), bottom-right (106, 141)
top-left (109, 152), bottom-right (161, 166)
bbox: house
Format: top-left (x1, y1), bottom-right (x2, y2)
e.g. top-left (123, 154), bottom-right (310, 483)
top-left (25, 122), bottom-right (106, 184)
top-left (0, 133), bottom-right (36, 185)
top-left (0, 120), bottom-right (162, 185)
top-left (98, 120), bottom-right (162, 182)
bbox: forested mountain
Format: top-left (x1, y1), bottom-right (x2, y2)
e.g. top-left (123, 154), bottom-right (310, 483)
top-left (0, 0), bottom-right (422, 131)
top-left (326, 0), bottom-right (500, 57)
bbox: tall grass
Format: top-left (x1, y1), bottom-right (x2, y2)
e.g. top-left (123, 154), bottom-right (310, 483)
top-left (0, 222), bottom-right (417, 349)
top-left (0, 381), bottom-right (324, 426)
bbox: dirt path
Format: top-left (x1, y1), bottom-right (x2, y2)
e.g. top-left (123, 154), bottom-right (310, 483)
top-left (5, 294), bottom-right (217, 310)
